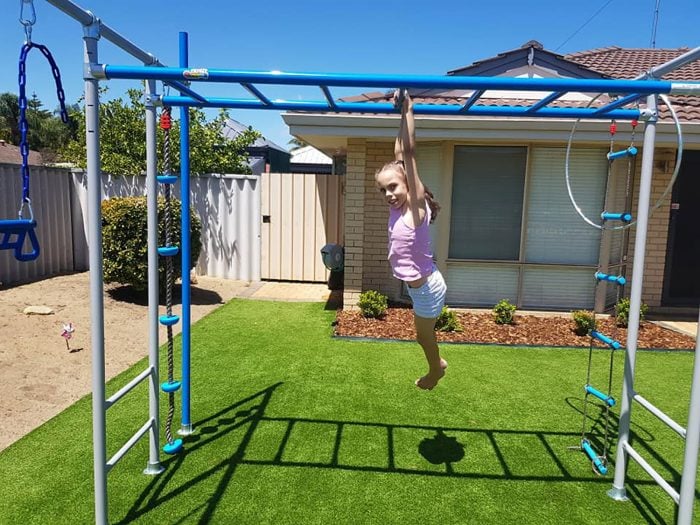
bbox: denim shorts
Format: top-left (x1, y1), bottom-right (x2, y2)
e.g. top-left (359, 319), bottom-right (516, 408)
top-left (406, 269), bottom-right (447, 319)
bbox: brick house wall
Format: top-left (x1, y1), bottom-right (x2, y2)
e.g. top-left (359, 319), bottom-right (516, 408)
top-left (343, 139), bottom-right (402, 309)
top-left (342, 139), bottom-right (677, 311)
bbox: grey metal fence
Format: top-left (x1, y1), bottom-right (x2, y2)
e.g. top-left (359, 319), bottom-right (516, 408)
top-left (1, 165), bottom-right (261, 285)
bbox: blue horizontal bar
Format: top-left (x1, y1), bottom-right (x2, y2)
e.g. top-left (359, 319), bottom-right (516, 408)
top-left (104, 65), bottom-right (679, 95)
top-left (161, 95), bottom-right (641, 120)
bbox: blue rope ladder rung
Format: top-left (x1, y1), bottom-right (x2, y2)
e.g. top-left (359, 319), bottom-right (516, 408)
top-left (157, 174), bottom-right (178, 184)
top-left (158, 245), bottom-right (179, 257)
top-left (161, 380), bottom-right (181, 393)
top-left (584, 384), bottom-right (616, 407)
top-left (601, 211), bottom-right (633, 223)
top-left (607, 146), bottom-right (638, 161)
top-left (159, 314), bottom-right (180, 326)
top-left (581, 439), bottom-right (608, 475)
top-left (594, 271), bottom-right (626, 286)
top-left (590, 330), bottom-right (623, 350)
top-left (163, 438), bottom-right (183, 455)
top-left (0, 219), bottom-right (40, 261)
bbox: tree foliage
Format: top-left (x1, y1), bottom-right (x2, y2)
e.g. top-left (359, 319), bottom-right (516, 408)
top-left (61, 88), bottom-right (260, 176)
top-left (0, 91), bottom-right (77, 161)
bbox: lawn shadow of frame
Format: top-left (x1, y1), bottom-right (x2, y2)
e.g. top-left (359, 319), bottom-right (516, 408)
top-left (116, 386), bottom-right (681, 524)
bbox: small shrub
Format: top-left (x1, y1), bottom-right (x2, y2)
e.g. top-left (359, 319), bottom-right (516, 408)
top-left (102, 196), bottom-right (202, 291)
top-left (571, 310), bottom-right (597, 336)
top-left (615, 298), bottom-right (649, 327)
top-left (358, 290), bottom-right (388, 319)
top-left (493, 299), bottom-right (517, 325)
top-left (436, 306), bottom-right (463, 332)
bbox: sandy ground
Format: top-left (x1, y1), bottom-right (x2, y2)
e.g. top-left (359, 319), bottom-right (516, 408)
top-left (0, 272), bottom-right (254, 451)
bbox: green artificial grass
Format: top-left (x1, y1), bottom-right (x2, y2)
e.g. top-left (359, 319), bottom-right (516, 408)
top-left (0, 298), bottom-right (698, 524)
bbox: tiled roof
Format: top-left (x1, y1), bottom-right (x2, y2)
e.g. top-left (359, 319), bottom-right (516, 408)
top-left (565, 47), bottom-right (700, 80)
top-left (0, 140), bottom-right (43, 165)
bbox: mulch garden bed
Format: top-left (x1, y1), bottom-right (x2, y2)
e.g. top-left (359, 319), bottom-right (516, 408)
top-left (334, 307), bottom-right (696, 350)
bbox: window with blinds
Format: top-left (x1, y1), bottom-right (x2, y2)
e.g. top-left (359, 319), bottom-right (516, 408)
top-left (524, 147), bottom-right (607, 265)
top-left (449, 146), bottom-right (527, 260)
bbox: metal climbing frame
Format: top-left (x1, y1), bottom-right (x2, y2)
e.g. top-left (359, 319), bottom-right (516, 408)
top-left (41, 1), bottom-right (700, 524)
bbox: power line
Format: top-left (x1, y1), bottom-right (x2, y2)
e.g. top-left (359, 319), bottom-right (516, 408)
top-left (650, 0), bottom-right (661, 48)
top-left (554, 0), bottom-right (616, 52)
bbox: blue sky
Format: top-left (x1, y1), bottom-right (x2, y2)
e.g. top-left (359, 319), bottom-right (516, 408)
top-left (1, 0), bottom-right (698, 150)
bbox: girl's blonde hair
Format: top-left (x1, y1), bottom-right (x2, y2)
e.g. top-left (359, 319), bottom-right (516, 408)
top-left (375, 160), bottom-right (441, 223)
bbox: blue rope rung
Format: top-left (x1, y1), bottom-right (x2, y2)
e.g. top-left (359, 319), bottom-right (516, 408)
top-left (161, 380), bottom-right (181, 393)
top-left (163, 438), bottom-right (183, 455)
top-left (591, 330), bottom-right (622, 350)
top-left (601, 212), bottom-right (633, 223)
top-left (594, 272), bottom-right (626, 286)
top-left (585, 384), bottom-right (616, 407)
top-left (581, 439), bottom-right (608, 475)
top-left (157, 175), bottom-right (178, 184)
top-left (0, 219), bottom-right (40, 261)
top-left (607, 146), bottom-right (638, 161)
top-left (158, 245), bottom-right (180, 257)
top-left (159, 314), bottom-right (180, 326)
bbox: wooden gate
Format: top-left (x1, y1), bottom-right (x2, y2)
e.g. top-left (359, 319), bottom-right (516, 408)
top-left (261, 172), bottom-right (344, 282)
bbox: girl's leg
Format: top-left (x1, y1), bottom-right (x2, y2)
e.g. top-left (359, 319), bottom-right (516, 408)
top-left (414, 314), bottom-right (445, 390)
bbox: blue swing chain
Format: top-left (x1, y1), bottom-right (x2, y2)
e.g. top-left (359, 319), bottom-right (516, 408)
top-left (17, 0), bottom-right (69, 219)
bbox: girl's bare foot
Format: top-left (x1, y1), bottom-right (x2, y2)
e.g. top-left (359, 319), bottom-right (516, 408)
top-left (415, 368), bottom-right (446, 390)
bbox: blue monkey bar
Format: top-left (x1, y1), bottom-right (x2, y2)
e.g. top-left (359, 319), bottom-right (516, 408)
top-left (93, 64), bottom-right (700, 120)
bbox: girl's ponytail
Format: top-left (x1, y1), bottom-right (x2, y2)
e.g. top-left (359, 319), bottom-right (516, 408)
top-left (424, 185), bottom-right (440, 224)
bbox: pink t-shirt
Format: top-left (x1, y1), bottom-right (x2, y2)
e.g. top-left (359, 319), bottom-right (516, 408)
top-left (388, 203), bottom-right (434, 281)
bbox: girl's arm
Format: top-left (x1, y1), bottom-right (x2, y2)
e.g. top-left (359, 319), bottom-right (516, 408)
top-left (394, 96), bottom-right (406, 162)
top-left (398, 93), bottom-right (426, 227)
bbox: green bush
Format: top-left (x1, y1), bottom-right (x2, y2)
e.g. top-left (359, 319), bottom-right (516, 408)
top-left (436, 306), bottom-right (463, 332)
top-left (615, 298), bottom-right (649, 327)
top-left (358, 290), bottom-right (388, 319)
top-left (102, 196), bottom-right (202, 291)
top-left (571, 310), bottom-right (597, 336)
top-left (493, 299), bottom-right (517, 325)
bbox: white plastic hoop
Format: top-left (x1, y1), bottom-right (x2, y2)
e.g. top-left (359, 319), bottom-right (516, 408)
top-left (565, 94), bottom-right (683, 231)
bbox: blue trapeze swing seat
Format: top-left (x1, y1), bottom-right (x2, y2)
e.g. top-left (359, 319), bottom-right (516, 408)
top-left (0, 218), bottom-right (40, 262)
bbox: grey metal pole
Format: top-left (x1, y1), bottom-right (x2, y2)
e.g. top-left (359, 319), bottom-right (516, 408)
top-left (677, 307), bottom-right (700, 525)
top-left (83, 22), bottom-right (107, 525)
top-left (143, 79), bottom-right (163, 476)
top-left (641, 46), bottom-right (700, 81)
top-left (609, 94), bottom-right (659, 501)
